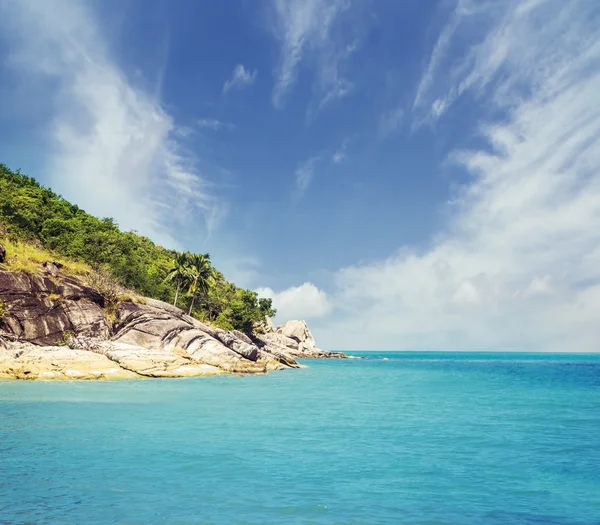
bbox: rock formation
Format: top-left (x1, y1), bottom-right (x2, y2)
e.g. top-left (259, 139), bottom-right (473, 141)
top-left (255, 318), bottom-right (346, 359)
top-left (0, 270), bottom-right (109, 345)
top-left (0, 260), bottom-right (343, 380)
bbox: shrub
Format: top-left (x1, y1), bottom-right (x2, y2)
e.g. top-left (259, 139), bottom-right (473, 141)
top-left (56, 331), bottom-right (75, 347)
top-left (87, 266), bottom-right (121, 307)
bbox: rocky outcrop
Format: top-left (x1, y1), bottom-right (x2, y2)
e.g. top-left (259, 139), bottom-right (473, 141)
top-left (108, 299), bottom-right (295, 374)
top-left (0, 265), bottom-right (320, 379)
top-left (0, 255), bottom-right (343, 379)
top-left (256, 319), bottom-right (347, 359)
top-left (0, 270), bottom-right (109, 345)
top-left (0, 342), bottom-right (140, 380)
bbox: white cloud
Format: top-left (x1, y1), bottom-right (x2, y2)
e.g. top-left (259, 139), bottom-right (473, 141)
top-left (332, 151), bottom-right (346, 164)
top-left (256, 283), bottom-right (332, 323)
top-left (412, 0), bottom-right (467, 117)
top-left (270, 0), bottom-right (356, 110)
top-left (319, 0), bottom-right (600, 352)
top-left (295, 156), bottom-right (320, 195)
top-left (197, 118), bottom-right (235, 131)
top-left (223, 64), bottom-right (257, 93)
top-left (526, 276), bottom-right (552, 296)
top-left (0, 0), bottom-right (223, 246)
top-left (332, 139), bottom-right (348, 164)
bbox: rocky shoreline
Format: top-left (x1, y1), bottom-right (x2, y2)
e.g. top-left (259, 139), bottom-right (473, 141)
top-left (0, 264), bottom-right (345, 380)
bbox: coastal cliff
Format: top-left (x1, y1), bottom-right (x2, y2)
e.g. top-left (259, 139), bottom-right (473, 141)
top-left (0, 255), bottom-right (343, 380)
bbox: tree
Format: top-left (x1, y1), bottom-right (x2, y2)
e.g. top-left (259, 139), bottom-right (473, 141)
top-left (166, 252), bottom-right (191, 307)
top-left (259, 297), bottom-right (277, 318)
top-left (186, 254), bottom-right (214, 315)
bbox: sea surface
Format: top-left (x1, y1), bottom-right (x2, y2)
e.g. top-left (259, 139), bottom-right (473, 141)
top-left (1, 352), bottom-right (599, 525)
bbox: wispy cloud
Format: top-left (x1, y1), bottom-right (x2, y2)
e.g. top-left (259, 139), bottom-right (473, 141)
top-left (270, 0), bottom-right (357, 111)
top-left (295, 156), bottom-right (320, 196)
top-left (332, 139), bottom-right (349, 164)
top-left (0, 0), bottom-right (224, 246)
top-left (223, 64), bottom-right (257, 93)
top-left (332, 151), bottom-right (346, 164)
top-left (412, 0), bottom-right (469, 120)
top-left (276, 0), bottom-right (600, 352)
top-left (411, 0), bottom-right (569, 125)
top-left (197, 118), bottom-right (235, 131)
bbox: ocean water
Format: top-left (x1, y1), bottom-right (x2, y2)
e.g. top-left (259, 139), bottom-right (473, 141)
top-left (1, 352), bottom-right (599, 525)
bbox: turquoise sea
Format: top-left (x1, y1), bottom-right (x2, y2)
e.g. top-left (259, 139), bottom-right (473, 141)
top-left (1, 352), bottom-right (599, 525)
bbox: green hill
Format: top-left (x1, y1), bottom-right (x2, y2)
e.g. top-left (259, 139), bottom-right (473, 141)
top-left (0, 163), bottom-right (275, 334)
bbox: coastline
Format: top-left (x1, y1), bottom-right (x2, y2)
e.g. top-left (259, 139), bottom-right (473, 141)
top-left (0, 266), bottom-right (345, 381)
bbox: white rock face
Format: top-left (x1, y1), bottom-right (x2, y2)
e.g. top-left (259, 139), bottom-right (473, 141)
top-left (256, 319), bottom-right (346, 359)
top-left (279, 320), bottom-right (316, 350)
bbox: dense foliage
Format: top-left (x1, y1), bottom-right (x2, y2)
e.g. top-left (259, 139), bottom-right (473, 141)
top-left (0, 163), bottom-right (276, 333)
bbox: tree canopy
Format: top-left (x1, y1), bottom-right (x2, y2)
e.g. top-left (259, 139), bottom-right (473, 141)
top-left (0, 163), bottom-right (276, 334)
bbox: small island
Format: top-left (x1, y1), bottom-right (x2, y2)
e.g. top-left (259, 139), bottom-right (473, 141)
top-left (0, 164), bottom-right (345, 380)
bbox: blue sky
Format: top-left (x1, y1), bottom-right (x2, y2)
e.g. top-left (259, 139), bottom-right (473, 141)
top-left (1, 0), bottom-right (600, 352)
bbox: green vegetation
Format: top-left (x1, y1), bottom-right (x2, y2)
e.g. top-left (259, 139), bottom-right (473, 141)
top-left (56, 331), bottom-right (75, 347)
top-left (0, 163), bottom-right (276, 334)
top-left (165, 251), bottom-right (215, 315)
top-left (166, 252), bottom-right (191, 308)
top-left (0, 237), bottom-right (90, 276)
top-left (0, 298), bottom-right (7, 318)
top-left (184, 253), bottom-right (214, 315)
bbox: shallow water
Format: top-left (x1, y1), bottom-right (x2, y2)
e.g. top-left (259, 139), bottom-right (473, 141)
top-left (1, 352), bottom-right (599, 524)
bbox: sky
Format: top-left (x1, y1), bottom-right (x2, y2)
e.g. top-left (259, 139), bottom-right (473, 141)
top-left (1, 0), bottom-right (600, 352)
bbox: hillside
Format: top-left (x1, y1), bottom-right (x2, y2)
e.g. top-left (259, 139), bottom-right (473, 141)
top-left (0, 163), bottom-right (274, 334)
top-left (0, 163), bottom-right (346, 380)
top-left (0, 258), bottom-right (343, 379)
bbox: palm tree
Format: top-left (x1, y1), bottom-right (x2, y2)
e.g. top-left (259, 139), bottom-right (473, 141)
top-left (166, 252), bottom-right (191, 307)
top-left (186, 253), bottom-right (214, 315)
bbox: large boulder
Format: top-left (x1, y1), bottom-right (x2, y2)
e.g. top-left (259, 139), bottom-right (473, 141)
top-left (279, 320), bottom-right (316, 350)
top-left (255, 319), bottom-right (347, 359)
top-left (0, 271), bottom-right (109, 345)
top-left (112, 300), bottom-right (271, 373)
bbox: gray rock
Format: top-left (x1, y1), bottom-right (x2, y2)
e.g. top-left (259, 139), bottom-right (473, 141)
top-left (67, 336), bottom-right (224, 378)
top-left (0, 270), bottom-right (109, 345)
top-left (42, 261), bottom-right (63, 277)
top-left (256, 319), bottom-right (348, 359)
top-left (113, 301), bottom-right (271, 373)
top-left (0, 243), bottom-right (5, 264)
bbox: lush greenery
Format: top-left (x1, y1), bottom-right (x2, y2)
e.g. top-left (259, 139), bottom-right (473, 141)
top-left (0, 163), bottom-right (276, 334)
